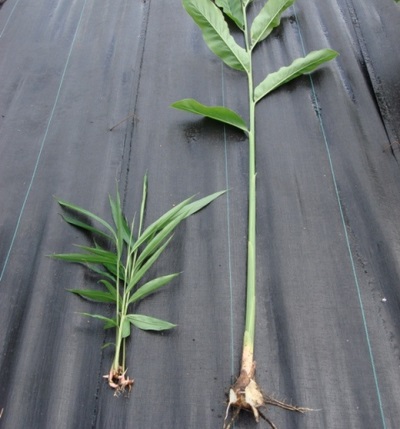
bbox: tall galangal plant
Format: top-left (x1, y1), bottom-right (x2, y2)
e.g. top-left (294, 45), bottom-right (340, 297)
top-left (51, 175), bottom-right (224, 394)
top-left (171, 0), bottom-right (338, 426)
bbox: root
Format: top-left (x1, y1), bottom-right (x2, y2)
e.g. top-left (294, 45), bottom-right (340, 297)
top-left (103, 367), bottom-right (134, 396)
top-left (223, 360), bottom-right (311, 429)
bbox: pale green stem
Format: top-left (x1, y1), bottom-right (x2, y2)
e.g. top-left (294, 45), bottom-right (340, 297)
top-left (243, 4), bottom-right (256, 357)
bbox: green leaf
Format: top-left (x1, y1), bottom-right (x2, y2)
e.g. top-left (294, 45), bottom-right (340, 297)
top-left (68, 288), bottom-right (116, 303)
top-left (50, 252), bottom-right (116, 265)
top-left (126, 314), bottom-right (176, 331)
top-left (171, 98), bottom-right (248, 132)
top-left (135, 213), bottom-right (185, 269)
top-left (183, 189), bottom-right (226, 218)
top-left (215, 0), bottom-right (244, 29)
top-left (121, 317), bottom-right (131, 339)
top-left (138, 173), bottom-right (148, 237)
top-left (56, 198), bottom-right (116, 239)
top-left (251, 0), bottom-right (295, 48)
top-left (182, 0), bottom-right (249, 72)
top-left (81, 313), bottom-right (118, 329)
top-left (75, 245), bottom-right (118, 263)
top-left (99, 279), bottom-right (117, 299)
top-left (58, 213), bottom-right (113, 241)
top-left (132, 196), bottom-right (193, 251)
top-left (128, 273), bottom-right (180, 305)
top-left (127, 236), bottom-right (173, 293)
top-left (254, 49), bottom-right (338, 103)
top-left (109, 191), bottom-right (132, 247)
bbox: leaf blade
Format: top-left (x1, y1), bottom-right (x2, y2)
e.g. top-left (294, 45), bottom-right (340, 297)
top-left (215, 0), bottom-right (244, 29)
top-left (251, 0), bottom-right (295, 48)
top-left (171, 98), bottom-right (248, 132)
top-left (68, 288), bottom-right (116, 303)
top-left (254, 49), bottom-right (338, 103)
top-left (128, 273), bottom-right (180, 305)
top-left (182, 0), bottom-right (249, 72)
top-left (127, 314), bottom-right (176, 331)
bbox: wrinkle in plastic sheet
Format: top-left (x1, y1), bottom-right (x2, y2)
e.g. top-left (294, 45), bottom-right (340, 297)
top-left (0, 1), bottom-right (400, 428)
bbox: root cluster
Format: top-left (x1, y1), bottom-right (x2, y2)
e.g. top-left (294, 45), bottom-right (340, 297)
top-left (104, 367), bottom-right (134, 396)
top-left (224, 361), bottom-right (310, 429)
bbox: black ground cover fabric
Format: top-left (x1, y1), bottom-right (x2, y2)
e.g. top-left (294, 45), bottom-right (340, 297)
top-left (0, 1), bottom-right (400, 428)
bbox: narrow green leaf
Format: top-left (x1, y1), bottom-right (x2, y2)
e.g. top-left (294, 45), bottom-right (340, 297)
top-left (254, 49), bottom-right (338, 103)
top-left (182, 0), bottom-right (249, 72)
top-left (183, 189), bottom-right (226, 218)
top-left (135, 213), bottom-right (185, 268)
top-left (251, 0), bottom-right (295, 48)
top-left (81, 313), bottom-right (118, 329)
top-left (68, 288), bottom-right (116, 303)
top-left (50, 252), bottom-right (115, 265)
top-left (171, 98), bottom-right (248, 132)
top-left (215, 0), bottom-right (244, 29)
top-left (138, 173), bottom-right (148, 237)
top-left (126, 314), bottom-right (176, 331)
top-left (88, 265), bottom-right (116, 282)
top-left (99, 279), bottom-right (117, 299)
top-left (127, 236), bottom-right (173, 293)
top-left (128, 273), bottom-right (180, 305)
top-left (101, 342), bottom-right (115, 350)
top-left (132, 196), bottom-right (193, 252)
top-left (75, 245), bottom-right (118, 263)
top-left (59, 213), bottom-right (113, 241)
top-left (109, 193), bottom-right (125, 255)
top-left (56, 198), bottom-right (116, 238)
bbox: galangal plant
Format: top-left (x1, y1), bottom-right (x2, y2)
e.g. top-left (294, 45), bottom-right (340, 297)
top-left (171, 0), bottom-right (338, 427)
top-left (51, 174), bottom-right (224, 394)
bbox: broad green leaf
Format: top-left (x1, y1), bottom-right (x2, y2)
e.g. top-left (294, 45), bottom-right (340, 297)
top-left (81, 313), bottom-right (118, 329)
top-left (251, 0), bottom-right (295, 48)
top-left (68, 288), bottom-right (116, 303)
top-left (128, 273), bottom-right (180, 305)
top-left (127, 236), bottom-right (173, 293)
top-left (171, 98), bottom-right (248, 132)
top-left (182, 0), bottom-right (249, 72)
top-left (127, 314), bottom-right (176, 331)
top-left (58, 213), bottom-right (112, 241)
top-left (56, 198), bottom-right (116, 238)
top-left (254, 49), bottom-right (338, 103)
top-left (215, 0), bottom-right (244, 29)
top-left (121, 317), bottom-right (131, 339)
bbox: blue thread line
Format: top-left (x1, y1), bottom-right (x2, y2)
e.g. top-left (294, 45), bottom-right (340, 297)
top-left (292, 5), bottom-right (387, 428)
top-left (0, 0), bottom-right (89, 283)
top-left (221, 63), bottom-right (235, 381)
top-left (0, 0), bottom-right (22, 39)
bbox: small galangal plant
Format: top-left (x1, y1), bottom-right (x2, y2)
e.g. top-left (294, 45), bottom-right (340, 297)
top-left (51, 174), bottom-right (224, 395)
top-left (171, 0), bottom-right (338, 427)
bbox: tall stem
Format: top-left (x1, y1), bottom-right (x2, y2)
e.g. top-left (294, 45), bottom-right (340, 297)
top-left (242, 4), bottom-right (256, 371)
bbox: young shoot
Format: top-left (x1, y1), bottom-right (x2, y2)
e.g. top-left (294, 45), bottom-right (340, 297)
top-left (171, 0), bottom-right (338, 426)
top-left (51, 174), bottom-right (224, 395)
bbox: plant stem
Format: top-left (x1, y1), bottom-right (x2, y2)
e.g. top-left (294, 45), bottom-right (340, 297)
top-left (243, 2), bottom-right (256, 373)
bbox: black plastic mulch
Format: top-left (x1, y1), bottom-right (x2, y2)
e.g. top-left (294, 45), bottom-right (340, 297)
top-left (0, 1), bottom-right (400, 428)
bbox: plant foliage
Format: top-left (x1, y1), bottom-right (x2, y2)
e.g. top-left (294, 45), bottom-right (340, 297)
top-left (172, 0), bottom-right (338, 427)
top-left (51, 174), bottom-right (224, 393)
